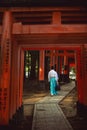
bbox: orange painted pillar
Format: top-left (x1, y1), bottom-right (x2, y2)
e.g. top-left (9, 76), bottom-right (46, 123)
top-left (10, 41), bottom-right (18, 119)
top-left (16, 46), bottom-right (21, 110)
top-left (52, 12), bottom-right (61, 24)
top-left (64, 55), bottom-right (70, 82)
top-left (59, 56), bottom-right (64, 82)
top-left (55, 50), bottom-right (58, 72)
top-left (82, 44), bottom-right (87, 105)
top-left (0, 11), bottom-right (12, 125)
top-left (14, 43), bottom-right (19, 113)
top-left (39, 50), bottom-right (45, 80)
top-left (9, 41), bottom-right (22, 122)
top-left (39, 50), bottom-right (45, 89)
top-left (76, 45), bottom-right (87, 116)
top-left (19, 49), bottom-right (24, 107)
top-left (12, 43), bottom-right (21, 121)
top-left (59, 56), bottom-right (63, 74)
top-left (64, 55), bottom-right (68, 74)
top-left (50, 50), bottom-right (53, 68)
top-left (50, 50), bottom-right (56, 68)
top-left (14, 46), bottom-right (24, 113)
top-left (76, 48), bottom-right (83, 104)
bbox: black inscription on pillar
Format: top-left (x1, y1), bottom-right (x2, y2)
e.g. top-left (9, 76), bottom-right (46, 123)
top-left (0, 88), bottom-right (7, 110)
top-left (4, 39), bottom-right (10, 73)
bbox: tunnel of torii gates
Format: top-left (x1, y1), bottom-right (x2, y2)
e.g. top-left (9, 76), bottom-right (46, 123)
top-left (0, 6), bottom-right (87, 125)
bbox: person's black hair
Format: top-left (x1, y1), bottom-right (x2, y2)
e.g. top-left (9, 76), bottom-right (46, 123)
top-left (51, 66), bottom-right (54, 69)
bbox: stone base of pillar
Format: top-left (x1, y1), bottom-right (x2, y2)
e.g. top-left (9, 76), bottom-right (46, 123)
top-left (77, 101), bottom-right (87, 117)
top-left (39, 80), bottom-right (46, 91)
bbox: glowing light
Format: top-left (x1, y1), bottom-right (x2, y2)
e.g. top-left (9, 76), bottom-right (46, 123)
top-left (40, 68), bottom-right (42, 72)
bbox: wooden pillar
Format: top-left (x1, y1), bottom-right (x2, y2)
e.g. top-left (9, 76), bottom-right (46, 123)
top-left (60, 56), bottom-right (63, 74)
top-left (10, 41), bottom-right (18, 119)
top-left (52, 12), bottom-right (61, 24)
top-left (19, 49), bottom-right (24, 107)
top-left (55, 50), bottom-right (58, 72)
top-left (59, 56), bottom-right (64, 82)
top-left (30, 51), bottom-right (37, 79)
top-left (64, 55), bottom-right (68, 74)
top-left (9, 40), bottom-right (23, 122)
top-left (50, 50), bottom-right (56, 68)
top-left (16, 46), bottom-right (21, 110)
top-left (76, 45), bottom-right (87, 117)
top-left (82, 44), bottom-right (87, 105)
top-left (39, 50), bottom-right (45, 89)
top-left (39, 50), bottom-right (45, 81)
top-left (76, 48), bottom-right (84, 104)
top-left (11, 42), bottom-right (21, 121)
top-left (0, 11), bottom-right (12, 125)
top-left (50, 50), bottom-right (53, 68)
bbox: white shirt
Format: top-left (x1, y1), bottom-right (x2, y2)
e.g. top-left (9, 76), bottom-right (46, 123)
top-left (48, 69), bottom-right (58, 82)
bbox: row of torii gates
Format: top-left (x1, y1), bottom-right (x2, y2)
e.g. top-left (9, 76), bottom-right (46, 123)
top-left (0, 6), bottom-right (87, 125)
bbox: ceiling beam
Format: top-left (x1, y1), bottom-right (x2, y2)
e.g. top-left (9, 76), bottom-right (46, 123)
top-left (13, 24), bottom-right (87, 34)
top-left (0, 24), bottom-right (87, 34)
top-left (0, 7), bottom-right (86, 13)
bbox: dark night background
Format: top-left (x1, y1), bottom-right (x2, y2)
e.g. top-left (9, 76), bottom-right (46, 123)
top-left (0, 0), bottom-right (87, 7)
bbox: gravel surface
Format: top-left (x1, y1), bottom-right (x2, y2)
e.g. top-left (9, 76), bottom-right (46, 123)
top-left (59, 87), bottom-right (87, 130)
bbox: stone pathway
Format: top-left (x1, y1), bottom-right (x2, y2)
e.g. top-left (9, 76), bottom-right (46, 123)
top-left (32, 81), bottom-right (75, 130)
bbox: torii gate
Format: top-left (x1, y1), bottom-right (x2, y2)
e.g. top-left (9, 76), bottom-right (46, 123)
top-left (0, 7), bottom-right (87, 125)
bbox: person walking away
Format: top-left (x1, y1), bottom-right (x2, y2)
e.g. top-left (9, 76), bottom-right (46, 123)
top-left (48, 66), bottom-right (59, 96)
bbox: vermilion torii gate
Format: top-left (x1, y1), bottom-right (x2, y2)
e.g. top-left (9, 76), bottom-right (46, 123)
top-left (0, 7), bottom-right (87, 125)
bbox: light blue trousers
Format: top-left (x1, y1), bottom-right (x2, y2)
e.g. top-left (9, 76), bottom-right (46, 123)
top-left (50, 77), bottom-right (57, 95)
